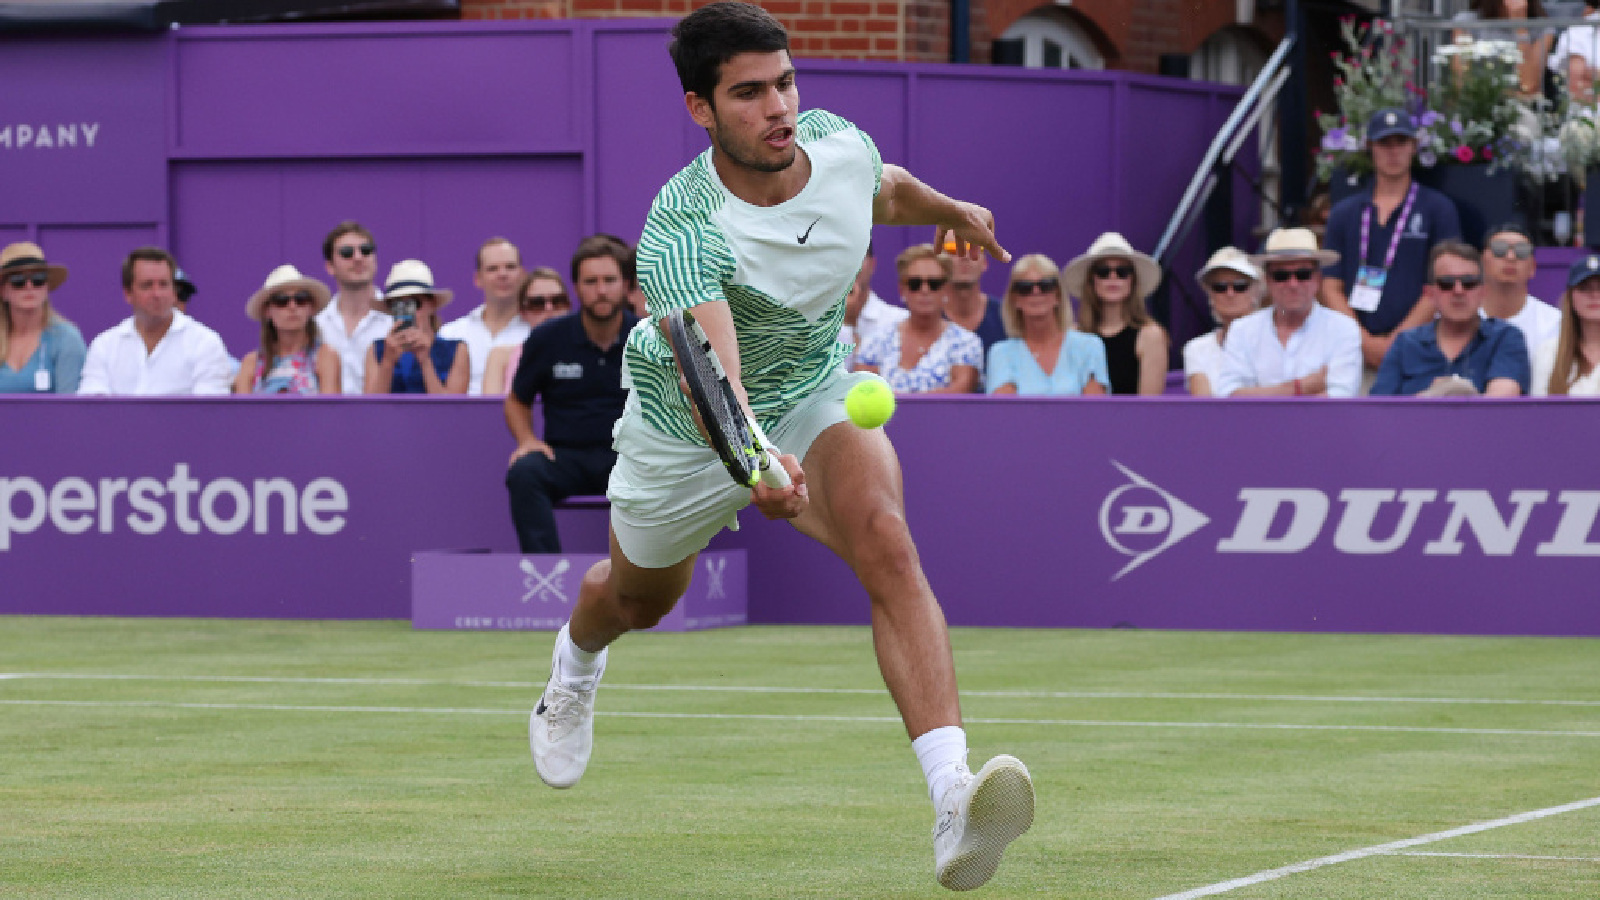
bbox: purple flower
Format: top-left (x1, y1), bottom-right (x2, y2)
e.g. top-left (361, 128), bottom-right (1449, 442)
top-left (1322, 127), bottom-right (1349, 151)
top-left (1451, 119), bottom-right (1464, 135)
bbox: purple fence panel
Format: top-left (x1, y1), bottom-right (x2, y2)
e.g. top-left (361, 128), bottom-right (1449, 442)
top-left (172, 24), bottom-right (582, 158)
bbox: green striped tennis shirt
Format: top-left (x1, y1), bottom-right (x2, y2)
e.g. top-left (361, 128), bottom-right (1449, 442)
top-left (624, 109), bottom-right (883, 445)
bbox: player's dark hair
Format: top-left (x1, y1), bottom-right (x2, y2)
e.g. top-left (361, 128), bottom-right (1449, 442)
top-left (571, 234), bottom-right (636, 287)
top-left (669, 1), bottom-right (790, 105)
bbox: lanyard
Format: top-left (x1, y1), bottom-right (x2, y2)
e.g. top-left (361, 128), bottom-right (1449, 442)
top-left (1360, 183), bottom-right (1418, 272)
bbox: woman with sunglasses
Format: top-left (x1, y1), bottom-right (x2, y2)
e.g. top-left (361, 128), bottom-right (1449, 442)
top-left (483, 267), bottom-right (573, 396)
top-left (985, 254), bottom-right (1107, 396)
top-left (1064, 233), bottom-right (1169, 395)
top-left (364, 260), bottom-right (470, 395)
top-left (1532, 253), bottom-right (1600, 396)
top-left (1184, 247), bottom-right (1263, 397)
top-left (854, 243), bottom-right (982, 394)
top-left (0, 242), bottom-right (85, 394)
top-left (234, 265), bottom-right (341, 394)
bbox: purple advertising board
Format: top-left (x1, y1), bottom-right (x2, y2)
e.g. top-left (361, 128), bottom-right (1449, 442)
top-left (1, 20), bottom-right (1244, 359)
top-left (3, 396), bottom-right (1598, 636)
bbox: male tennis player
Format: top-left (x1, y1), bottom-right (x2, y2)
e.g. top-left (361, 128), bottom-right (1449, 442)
top-left (530, 2), bottom-right (1034, 889)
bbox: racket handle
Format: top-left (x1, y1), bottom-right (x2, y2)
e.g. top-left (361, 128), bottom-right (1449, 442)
top-left (758, 451), bottom-right (792, 488)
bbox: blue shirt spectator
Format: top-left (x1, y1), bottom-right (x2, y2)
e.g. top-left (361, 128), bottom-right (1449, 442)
top-left (1371, 318), bottom-right (1530, 396)
top-left (0, 242), bottom-right (85, 394)
top-left (986, 332), bottom-right (1107, 396)
top-left (0, 320), bottom-right (86, 394)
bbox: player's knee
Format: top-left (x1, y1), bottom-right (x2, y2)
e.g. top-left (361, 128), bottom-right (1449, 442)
top-left (613, 588), bottom-right (676, 631)
top-left (852, 507), bottom-right (919, 581)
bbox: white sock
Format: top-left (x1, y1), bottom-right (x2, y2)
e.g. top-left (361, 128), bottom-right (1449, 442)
top-left (555, 623), bottom-right (605, 683)
top-left (912, 725), bottom-right (969, 807)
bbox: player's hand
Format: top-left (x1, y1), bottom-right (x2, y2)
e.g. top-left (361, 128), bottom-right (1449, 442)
top-left (509, 439), bottom-right (555, 466)
top-left (750, 453), bottom-right (807, 520)
top-left (935, 203), bottom-right (1011, 265)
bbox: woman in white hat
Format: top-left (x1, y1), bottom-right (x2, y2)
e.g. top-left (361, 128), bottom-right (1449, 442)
top-left (234, 265), bottom-right (341, 394)
top-left (1064, 233), bottom-right (1169, 395)
top-left (0, 242), bottom-right (86, 394)
top-left (1184, 247), bottom-right (1263, 396)
top-left (363, 259), bottom-right (469, 394)
top-left (985, 254), bottom-right (1108, 396)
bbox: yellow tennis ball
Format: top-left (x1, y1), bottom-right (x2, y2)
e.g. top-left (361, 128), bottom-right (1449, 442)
top-left (845, 378), bottom-right (896, 429)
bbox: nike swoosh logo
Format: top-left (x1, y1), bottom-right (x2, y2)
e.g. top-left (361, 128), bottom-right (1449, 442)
top-left (797, 217), bottom-right (821, 245)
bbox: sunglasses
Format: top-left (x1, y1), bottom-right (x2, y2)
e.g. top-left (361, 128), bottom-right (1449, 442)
top-left (1207, 279), bottom-right (1254, 294)
top-left (5, 272), bottom-right (49, 289)
top-left (1092, 264), bottom-right (1133, 280)
top-left (336, 243), bottom-right (375, 260)
top-left (1268, 267), bottom-right (1318, 283)
top-left (522, 294), bottom-right (570, 311)
top-left (1433, 275), bottom-right (1483, 292)
top-left (268, 291), bottom-right (315, 308)
top-left (904, 277), bottom-right (947, 292)
top-left (1488, 239), bottom-right (1533, 260)
top-left (1011, 278), bottom-right (1059, 295)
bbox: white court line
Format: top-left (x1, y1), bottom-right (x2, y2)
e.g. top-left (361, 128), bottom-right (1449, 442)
top-left (3, 698), bottom-right (1600, 737)
top-left (1152, 795), bottom-right (1600, 899)
top-left (1390, 851), bottom-right (1600, 862)
top-left (3, 673), bottom-right (1599, 707)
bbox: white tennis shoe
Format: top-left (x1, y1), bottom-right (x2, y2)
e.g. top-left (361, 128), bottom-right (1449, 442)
top-left (529, 643), bottom-right (607, 789)
top-left (933, 754), bottom-right (1035, 891)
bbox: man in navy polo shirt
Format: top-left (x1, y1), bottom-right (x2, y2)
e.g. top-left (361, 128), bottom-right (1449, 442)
top-left (1371, 240), bottom-right (1529, 397)
top-left (1322, 107), bottom-right (1462, 382)
top-left (503, 236), bottom-right (639, 552)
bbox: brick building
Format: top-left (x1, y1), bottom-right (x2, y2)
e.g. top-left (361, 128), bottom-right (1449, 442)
top-left (459, 0), bottom-right (1284, 78)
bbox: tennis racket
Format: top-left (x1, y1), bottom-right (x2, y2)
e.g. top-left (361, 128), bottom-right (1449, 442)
top-left (663, 308), bottom-right (791, 490)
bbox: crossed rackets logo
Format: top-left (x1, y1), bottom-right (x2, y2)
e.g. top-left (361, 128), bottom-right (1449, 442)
top-left (519, 558), bottom-right (571, 604)
top-left (703, 556), bottom-right (727, 600)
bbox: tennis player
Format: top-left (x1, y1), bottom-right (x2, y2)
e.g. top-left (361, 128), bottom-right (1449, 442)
top-left (530, 2), bottom-right (1035, 889)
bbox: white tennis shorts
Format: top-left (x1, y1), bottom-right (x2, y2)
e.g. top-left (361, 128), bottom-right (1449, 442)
top-left (607, 367), bottom-right (874, 569)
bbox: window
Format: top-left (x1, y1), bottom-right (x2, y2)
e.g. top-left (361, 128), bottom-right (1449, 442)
top-left (995, 11), bottom-right (1104, 70)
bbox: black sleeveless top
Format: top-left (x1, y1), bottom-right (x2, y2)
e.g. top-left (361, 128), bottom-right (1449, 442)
top-left (1101, 326), bottom-right (1141, 395)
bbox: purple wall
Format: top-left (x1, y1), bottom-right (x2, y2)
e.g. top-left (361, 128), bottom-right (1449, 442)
top-left (2, 20), bottom-right (1244, 356)
top-left (4, 397), bottom-right (1599, 636)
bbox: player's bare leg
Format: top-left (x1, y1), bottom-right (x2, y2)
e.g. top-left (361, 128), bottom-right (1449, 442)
top-left (531, 530), bottom-right (696, 788)
top-left (792, 420), bottom-right (1033, 890)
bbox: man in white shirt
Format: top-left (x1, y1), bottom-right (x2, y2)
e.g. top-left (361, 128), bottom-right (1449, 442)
top-left (1217, 228), bottom-right (1362, 398)
top-left (314, 221), bottom-right (390, 394)
top-left (1480, 224), bottom-right (1562, 350)
top-left (839, 244), bottom-right (906, 367)
top-left (78, 247), bottom-right (233, 396)
top-left (1550, 3), bottom-right (1600, 103)
top-left (440, 237), bottom-right (532, 395)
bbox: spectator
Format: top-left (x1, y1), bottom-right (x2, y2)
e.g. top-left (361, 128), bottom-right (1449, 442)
top-left (595, 234), bottom-right (648, 318)
top-left (440, 237), bottom-right (531, 396)
top-left (1322, 108), bottom-right (1463, 381)
top-left (1064, 232), bottom-right (1169, 395)
top-left (363, 260), bottom-right (469, 395)
top-left (483, 267), bottom-right (572, 396)
top-left (503, 236), bottom-right (638, 553)
top-left (1184, 247), bottom-right (1263, 397)
top-left (1532, 252), bottom-right (1600, 395)
top-left (1371, 240), bottom-right (1530, 397)
top-left (941, 236), bottom-right (1007, 356)
top-left (854, 243), bottom-right (981, 394)
top-left (1549, 1), bottom-right (1600, 104)
top-left (233, 265), bottom-right (341, 395)
top-left (315, 221), bottom-right (391, 395)
top-left (1455, 0), bottom-right (1554, 101)
top-left (1216, 229), bottom-right (1361, 398)
top-left (173, 268), bottom-right (197, 313)
top-left (838, 242), bottom-right (906, 367)
top-left (985, 253), bottom-right (1108, 396)
top-left (78, 247), bottom-right (232, 396)
top-left (0, 242), bottom-right (85, 394)
top-left (1480, 223), bottom-right (1561, 350)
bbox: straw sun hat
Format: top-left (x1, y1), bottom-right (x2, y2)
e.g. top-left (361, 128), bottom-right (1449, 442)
top-left (1061, 233), bottom-right (1161, 301)
top-left (244, 265), bottom-right (333, 321)
top-left (0, 242), bottom-right (69, 291)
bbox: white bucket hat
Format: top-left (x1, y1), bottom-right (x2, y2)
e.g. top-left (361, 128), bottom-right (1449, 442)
top-left (1062, 232), bottom-right (1161, 301)
top-left (1249, 228), bottom-right (1340, 269)
top-left (1195, 247), bottom-right (1261, 288)
top-left (375, 259), bottom-right (453, 312)
top-left (244, 265), bottom-right (332, 321)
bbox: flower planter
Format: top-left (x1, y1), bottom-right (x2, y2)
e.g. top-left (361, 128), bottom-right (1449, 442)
top-left (1418, 163), bottom-right (1529, 245)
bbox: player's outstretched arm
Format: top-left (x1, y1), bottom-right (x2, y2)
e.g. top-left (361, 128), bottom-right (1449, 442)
top-left (873, 164), bottom-right (1011, 265)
